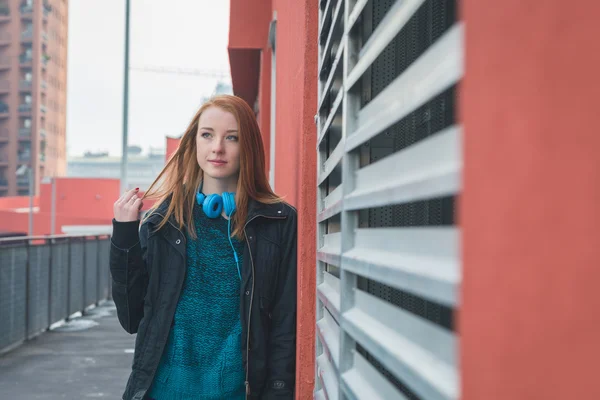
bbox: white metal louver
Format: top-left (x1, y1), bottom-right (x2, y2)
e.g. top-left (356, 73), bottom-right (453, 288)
top-left (316, 0), bottom-right (463, 399)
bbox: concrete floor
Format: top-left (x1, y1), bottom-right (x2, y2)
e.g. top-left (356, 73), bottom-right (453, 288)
top-left (0, 301), bottom-right (136, 399)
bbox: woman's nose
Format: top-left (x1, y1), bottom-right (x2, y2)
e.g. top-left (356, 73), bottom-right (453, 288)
top-left (212, 139), bottom-right (224, 153)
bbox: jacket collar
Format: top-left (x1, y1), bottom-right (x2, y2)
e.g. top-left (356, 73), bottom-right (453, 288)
top-left (246, 198), bottom-right (290, 221)
top-left (143, 194), bottom-right (289, 228)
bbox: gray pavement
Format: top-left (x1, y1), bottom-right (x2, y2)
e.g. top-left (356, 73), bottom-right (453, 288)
top-left (0, 301), bottom-right (136, 400)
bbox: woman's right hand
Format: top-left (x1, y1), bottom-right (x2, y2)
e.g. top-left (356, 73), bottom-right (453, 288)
top-left (114, 188), bottom-right (143, 222)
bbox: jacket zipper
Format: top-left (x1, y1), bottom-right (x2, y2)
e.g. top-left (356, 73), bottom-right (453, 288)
top-left (243, 214), bottom-right (285, 399)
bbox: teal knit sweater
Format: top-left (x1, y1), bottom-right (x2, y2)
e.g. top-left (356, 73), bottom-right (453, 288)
top-left (148, 204), bottom-right (246, 400)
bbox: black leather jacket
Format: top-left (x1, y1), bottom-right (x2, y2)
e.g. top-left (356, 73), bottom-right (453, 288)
top-left (110, 198), bottom-right (297, 400)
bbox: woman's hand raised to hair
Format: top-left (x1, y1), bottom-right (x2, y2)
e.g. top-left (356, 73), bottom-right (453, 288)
top-left (114, 188), bottom-right (144, 222)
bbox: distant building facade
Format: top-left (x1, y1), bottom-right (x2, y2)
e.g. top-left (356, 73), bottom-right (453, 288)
top-left (67, 149), bottom-right (166, 191)
top-left (0, 0), bottom-right (69, 197)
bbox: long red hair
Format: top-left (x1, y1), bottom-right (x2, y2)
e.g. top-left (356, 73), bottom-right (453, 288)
top-left (143, 95), bottom-right (281, 239)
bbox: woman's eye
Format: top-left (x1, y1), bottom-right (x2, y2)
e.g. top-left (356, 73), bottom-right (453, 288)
top-left (200, 132), bottom-right (211, 138)
top-left (227, 135), bottom-right (239, 141)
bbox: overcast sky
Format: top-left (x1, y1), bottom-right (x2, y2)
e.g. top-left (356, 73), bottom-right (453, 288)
top-left (66, 0), bottom-right (231, 157)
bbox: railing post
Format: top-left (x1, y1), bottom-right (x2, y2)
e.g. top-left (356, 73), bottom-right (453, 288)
top-left (65, 237), bottom-right (71, 322)
top-left (82, 237), bottom-right (86, 314)
top-left (107, 238), bottom-right (112, 301)
top-left (47, 237), bottom-right (53, 329)
top-left (24, 238), bottom-right (30, 341)
top-left (96, 236), bottom-right (100, 305)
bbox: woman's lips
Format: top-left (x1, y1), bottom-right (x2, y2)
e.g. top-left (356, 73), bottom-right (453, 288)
top-left (208, 160), bottom-right (227, 166)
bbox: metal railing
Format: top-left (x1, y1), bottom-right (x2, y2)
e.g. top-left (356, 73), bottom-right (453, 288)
top-left (19, 127), bottom-right (31, 137)
top-left (18, 103), bottom-right (31, 113)
top-left (0, 234), bottom-right (112, 355)
top-left (19, 80), bottom-right (31, 90)
top-left (21, 29), bottom-right (33, 41)
top-left (19, 55), bottom-right (32, 65)
top-left (316, 1), bottom-right (462, 399)
top-left (20, 5), bottom-right (33, 15)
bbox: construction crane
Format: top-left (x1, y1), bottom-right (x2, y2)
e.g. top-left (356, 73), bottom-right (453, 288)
top-left (130, 66), bottom-right (230, 80)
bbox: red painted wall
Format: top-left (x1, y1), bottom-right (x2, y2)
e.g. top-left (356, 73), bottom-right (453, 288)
top-left (228, 0), bottom-right (271, 50)
top-left (0, 178), bottom-right (120, 235)
top-left (229, 0), bottom-right (318, 397)
top-left (165, 136), bottom-right (180, 163)
top-left (258, 47), bottom-right (271, 173)
top-left (38, 178), bottom-right (119, 220)
top-left (269, 3), bottom-right (317, 396)
top-left (0, 210), bottom-right (111, 236)
top-left (0, 196), bottom-right (40, 209)
top-left (461, 1), bottom-right (600, 399)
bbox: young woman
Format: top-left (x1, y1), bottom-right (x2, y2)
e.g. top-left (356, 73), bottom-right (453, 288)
top-left (110, 95), bottom-right (297, 400)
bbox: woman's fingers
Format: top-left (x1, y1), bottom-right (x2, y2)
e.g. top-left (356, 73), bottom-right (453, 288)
top-left (132, 197), bottom-right (144, 210)
top-left (114, 188), bottom-right (141, 222)
top-left (121, 188), bottom-right (139, 204)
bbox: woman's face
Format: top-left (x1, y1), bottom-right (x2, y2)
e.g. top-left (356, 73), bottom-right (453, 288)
top-left (196, 106), bottom-right (241, 183)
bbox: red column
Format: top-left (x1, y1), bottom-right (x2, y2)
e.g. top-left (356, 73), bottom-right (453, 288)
top-left (461, 1), bottom-right (600, 399)
top-left (271, 0), bottom-right (318, 398)
top-left (258, 47), bottom-right (272, 174)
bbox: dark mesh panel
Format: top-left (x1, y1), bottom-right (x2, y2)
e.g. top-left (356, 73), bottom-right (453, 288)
top-left (85, 240), bottom-right (98, 305)
top-left (366, 87), bottom-right (456, 229)
top-left (27, 245), bottom-right (50, 337)
top-left (50, 241), bottom-right (69, 323)
top-left (0, 246), bottom-right (27, 351)
top-left (368, 0), bottom-right (457, 101)
top-left (97, 239), bottom-right (111, 301)
top-left (68, 240), bottom-right (85, 315)
top-left (356, 343), bottom-right (422, 400)
top-left (357, 278), bottom-right (454, 330)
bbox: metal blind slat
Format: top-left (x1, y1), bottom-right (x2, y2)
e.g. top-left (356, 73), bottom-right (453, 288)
top-left (317, 88), bottom-right (343, 147)
top-left (346, 0), bottom-right (370, 35)
top-left (317, 309), bottom-right (341, 369)
top-left (314, 389), bottom-right (327, 400)
top-left (346, 0), bottom-right (427, 90)
top-left (318, 185), bottom-right (343, 222)
top-left (319, 40), bottom-right (345, 111)
top-left (317, 232), bottom-right (342, 265)
top-left (317, 272), bottom-right (341, 322)
top-left (319, 138), bottom-right (345, 185)
top-left (347, 23), bottom-right (464, 152)
top-left (341, 350), bottom-right (409, 400)
top-left (318, 0), bottom-right (344, 80)
top-left (317, 353), bottom-right (339, 400)
top-left (343, 289), bottom-right (458, 400)
top-left (318, 0), bottom-right (335, 41)
top-left (343, 227), bottom-right (459, 306)
top-left (345, 125), bottom-right (461, 210)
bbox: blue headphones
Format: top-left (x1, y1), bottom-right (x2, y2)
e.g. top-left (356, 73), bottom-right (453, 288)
top-left (196, 191), bottom-right (236, 219)
top-left (196, 185), bottom-right (241, 280)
